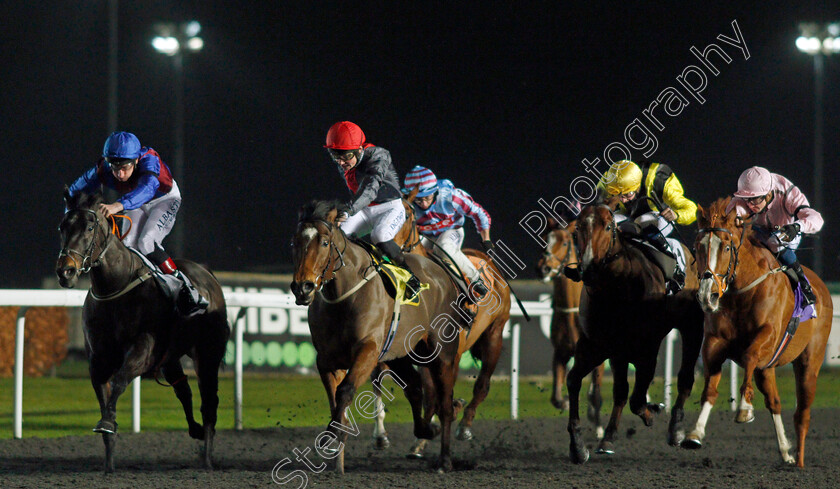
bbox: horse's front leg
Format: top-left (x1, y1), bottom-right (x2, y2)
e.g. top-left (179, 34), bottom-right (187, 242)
top-left (735, 328), bottom-right (774, 424)
top-left (95, 333), bottom-right (155, 473)
top-left (754, 368), bottom-right (795, 465)
top-left (329, 341), bottom-right (379, 475)
top-left (458, 319), bottom-right (504, 441)
top-left (587, 364), bottom-right (605, 439)
top-left (89, 353), bottom-right (118, 473)
top-left (428, 345), bottom-right (460, 473)
top-left (368, 365), bottom-right (390, 450)
top-left (597, 359), bottom-right (628, 455)
top-left (550, 314), bottom-right (575, 411)
top-left (566, 337), bottom-right (605, 464)
top-left (682, 336), bottom-right (727, 449)
top-left (668, 320), bottom-right (704, 446)
top-left (407, 366), bottom-right (437, 459)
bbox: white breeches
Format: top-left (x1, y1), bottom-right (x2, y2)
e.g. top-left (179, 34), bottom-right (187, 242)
top-left (121, 182), bottom-right (182, 255)
top-left (421, 228), bottom-right (481, 281)
top-left (340, 199), bottom-right (406, 244)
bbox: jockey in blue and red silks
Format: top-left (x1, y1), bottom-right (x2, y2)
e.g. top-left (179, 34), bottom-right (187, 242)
top-left (67, 131), bottom-right (207, 316)
top-left (324, 121), bottom-right (422, 299)
top-left (403, 165), bottom-right (493, 299)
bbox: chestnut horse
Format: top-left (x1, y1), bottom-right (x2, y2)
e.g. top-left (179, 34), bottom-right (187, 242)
top-left (535, 219), bottom-right (604, 437)
top-left (374, 192), bottom-right (511, 456)
top-left (290, 200), bottom-right (470, 473)
top-left (56, 190), bottom-right (230, 472)
top-left (681, 197), bottom-right (832, 467)
top-left (564, 202), bottom-right (704, 463)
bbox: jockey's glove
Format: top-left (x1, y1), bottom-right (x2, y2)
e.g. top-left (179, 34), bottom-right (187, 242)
top-left (779, 222), bottom-right (800, 242)
top-left (482, 240), bottom-right (495, 252)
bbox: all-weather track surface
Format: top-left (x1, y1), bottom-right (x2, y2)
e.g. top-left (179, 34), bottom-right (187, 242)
top-left (2, 409), bottom-right (840, 488)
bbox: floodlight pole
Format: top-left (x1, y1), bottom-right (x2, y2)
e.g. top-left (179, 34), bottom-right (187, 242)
top-left (811, 53), bottom-right (824, 276)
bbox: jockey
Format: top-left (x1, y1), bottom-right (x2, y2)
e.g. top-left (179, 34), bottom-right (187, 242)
top-left (726, 166), bottom-right (823, 305)
top-left (597, 159), bottom-right (697, 294)
top-left (403, 165), bottom-right (492, 299)
top-left (67, 131), bottom-right (208, 317)
top-left (324, 121), bottom-right (422, 299)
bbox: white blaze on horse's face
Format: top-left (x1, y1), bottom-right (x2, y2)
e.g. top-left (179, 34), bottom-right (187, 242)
top-left (697, 232), bottom-right (723, 312)
top-left (541, 232), bottom-right (558, 282)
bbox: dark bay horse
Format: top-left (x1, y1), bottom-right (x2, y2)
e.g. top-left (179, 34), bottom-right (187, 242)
top-left (564, 202), bottom-right (704, 463)
top-left (382, 192), bottom-right (511, 456)
top-left (55, 190), bottom-right (230, 472)
top-left (290, 200), bottom-right (470, 473)
top-left (682, 197), bottom-right (832, 467)
top-left (535, 219), bottom-right (604, 437)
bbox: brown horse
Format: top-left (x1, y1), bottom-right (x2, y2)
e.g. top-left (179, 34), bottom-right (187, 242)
top-left (535, 218), bottom-right (604, 437)
top-left (564, 201), bottom-right (704, 463)
top-left (681, 197), bottom-right (832, 467)
top-left (290, 200), bottom-right (471, 473)
top-left (56, 190), bottom-right (230, 472)
top-left (375, 192), bottom-right (511, 456)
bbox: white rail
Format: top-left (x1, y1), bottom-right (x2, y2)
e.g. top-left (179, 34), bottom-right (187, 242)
top-left (3, 289), bottom-right (549, 438)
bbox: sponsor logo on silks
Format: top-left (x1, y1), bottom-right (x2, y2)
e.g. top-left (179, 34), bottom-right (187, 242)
top-left (157, 209), bottom-right (177, 231)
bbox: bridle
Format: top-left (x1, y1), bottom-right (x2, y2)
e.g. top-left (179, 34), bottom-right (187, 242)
top-left (297, 219), bottom-right (347, 289)
top-left (696, 222), bottom-right (746, 295)
top-left (542, 231), bottom-right (575, 276)
top-left (58, 209), bottom-right (114, 274)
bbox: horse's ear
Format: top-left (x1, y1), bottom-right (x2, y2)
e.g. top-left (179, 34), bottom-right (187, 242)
top-left (605, 196), bottom-right (622, 211)
top-left (546, 217), bottom-right (559, 230)
top-left (406, 186), bottom-right (420, 203)
top-left (566, 220), bottom-right (577, 233)
top-left (63, 185), bottom-right (72, 208)
top-left (695, 205), bottom-right (705, 223)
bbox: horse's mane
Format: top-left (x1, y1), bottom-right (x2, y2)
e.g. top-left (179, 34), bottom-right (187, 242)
top-left (64, 187), bottom-right (104, 212)
top-left (298, 199), bottom-right (343, 223)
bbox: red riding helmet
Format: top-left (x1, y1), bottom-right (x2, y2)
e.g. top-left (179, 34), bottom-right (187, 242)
top-left (324, 121), bottom-right (366, 150)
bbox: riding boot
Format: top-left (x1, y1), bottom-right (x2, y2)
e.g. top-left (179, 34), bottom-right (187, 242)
top-left (789, 261), bottom-right (816, 306)
top-left (666, 268), bottom-right (686, 296)
top-left (377, 239), bottom-right (422, 301)
top-left (148, 244), bottom-right (209, 317)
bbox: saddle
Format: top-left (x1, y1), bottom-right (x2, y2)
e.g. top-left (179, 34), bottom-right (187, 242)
top-left (350, 238), bottom-right (427, 305)
top-left (128, 248), bottom-right (184, 303)
top-left (618, 222), bottom-right (677, 282)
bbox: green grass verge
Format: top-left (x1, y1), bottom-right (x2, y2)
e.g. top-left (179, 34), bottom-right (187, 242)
top-left (2, 363), bottom-right (839, 439)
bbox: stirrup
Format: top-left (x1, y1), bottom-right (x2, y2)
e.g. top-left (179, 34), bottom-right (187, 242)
top-left (404, 275), bottom-right (421, 301)
top-left (471, 278), bottom-right (489, 299)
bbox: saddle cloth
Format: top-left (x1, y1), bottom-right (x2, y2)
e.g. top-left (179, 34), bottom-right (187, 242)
top-left (127, 248), bottom-right (184, 304)
top-left (350, 238), bottom-right (429, 306)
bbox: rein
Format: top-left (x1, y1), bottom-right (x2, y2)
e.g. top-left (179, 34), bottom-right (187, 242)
top-left (298, 218), bottom-right (382, 304)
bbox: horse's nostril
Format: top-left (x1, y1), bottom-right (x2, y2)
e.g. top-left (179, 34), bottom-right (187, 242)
top-left (541, 266), bottom-right (551, 275)
top-left (301, 281), bottom-right (315, 294)
top-left (702, 271), bottom-right (713, 280)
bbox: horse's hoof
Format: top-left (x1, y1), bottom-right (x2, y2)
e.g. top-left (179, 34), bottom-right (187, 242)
top-left (93, 419), bottom-right (117, 434)
top-left (668, 429), bottom-right (686, 446)
top-left (595, 440), bottom-right (615, 455)
top-left (551, 398), bottom-right (569, 411)
top-left (189, 424), bottom-right (205, 440)
top-left (735, 409), bottom-right (755, 424)
top-left (405, 452), bottom-right (424, 460)
top-left (680, 437), bottom-right (703, 450)
top-left (649, 402), bottom-right (665, 414)
top-left (455, 425), bottom-right (473, 441)
top-left (373, 434), bottom-right (390, 450)
top-left (570, 447), bottom-right (590, 464)
top-left (434, 456), bottom-right (453, 473)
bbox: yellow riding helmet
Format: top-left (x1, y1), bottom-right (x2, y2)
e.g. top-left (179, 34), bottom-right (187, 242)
top-left (604, 160), bottom-right (642, 195)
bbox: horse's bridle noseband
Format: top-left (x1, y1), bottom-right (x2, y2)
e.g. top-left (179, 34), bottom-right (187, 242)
top-left (542, 233), bottom-right (574, 276)
top-left (58, 209), bottom-right (114, 273)
top-left (297, 219), bottom-right (347, 289)
top-left (696, 224), bottom-right (745, 295)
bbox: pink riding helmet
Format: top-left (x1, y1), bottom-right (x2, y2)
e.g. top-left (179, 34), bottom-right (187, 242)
top-left (733, 166), bottom-right (772, 198)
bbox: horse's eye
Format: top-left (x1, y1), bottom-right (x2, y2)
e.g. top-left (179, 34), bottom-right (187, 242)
top-left (724, 246), bottom-right (730, 251)
top-left (605, 225), bottom-right (612, 231)
top-left (321, 240), bottom-right (329, 247)
top-left (88, 225), bottom-right (95, 232)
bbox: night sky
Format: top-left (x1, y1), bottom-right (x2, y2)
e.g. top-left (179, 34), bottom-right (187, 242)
top-left (3, 1), bottom-right (838, 288)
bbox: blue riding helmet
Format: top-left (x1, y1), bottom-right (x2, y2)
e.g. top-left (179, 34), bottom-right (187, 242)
top-left (102, 131), bottom-right (142, 160)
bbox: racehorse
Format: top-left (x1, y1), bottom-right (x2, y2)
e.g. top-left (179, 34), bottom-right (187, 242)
top-left (290, 200), bottom-right (470, 473)
top-left (55, 189), bottom-right (230, 472)
top-left (682, 197), bottom-right (832, 467)
top-left (535, 218), bottom-right (604, 437)
top-left (564, 200), bottom-right (704, 463)
top-left (373, 191), bottom-right (511, 457)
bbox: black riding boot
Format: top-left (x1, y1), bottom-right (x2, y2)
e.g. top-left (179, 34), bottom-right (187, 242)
top-left (378, 239), bottom-right (422, 300)
top-left (643, 227), bottom-right (684, 295)
top-left (147, 244), bottom-right (209, 317)
top-left (790, 261), bottom-right (816, 306)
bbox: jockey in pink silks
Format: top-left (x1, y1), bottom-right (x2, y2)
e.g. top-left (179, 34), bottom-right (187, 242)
top-left (725, 166), bottom-right (823, 305)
